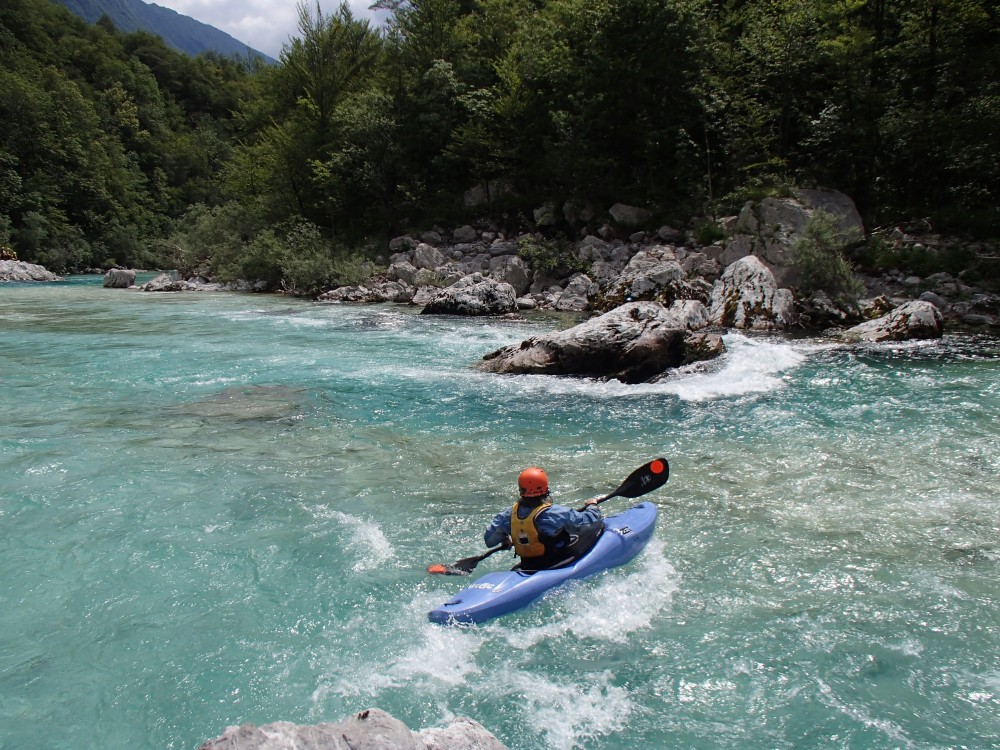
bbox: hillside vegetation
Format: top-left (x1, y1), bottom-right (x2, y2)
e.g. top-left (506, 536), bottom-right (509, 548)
top-left (53, 0), bottom-right (274, 62)
top-left (1, 0), bottom-right (997, 284)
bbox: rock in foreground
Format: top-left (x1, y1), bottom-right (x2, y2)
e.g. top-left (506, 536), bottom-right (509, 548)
top-left (477, 300), bottom-right (723, 383)
top-left (197, 709), bottom-right (507, 750)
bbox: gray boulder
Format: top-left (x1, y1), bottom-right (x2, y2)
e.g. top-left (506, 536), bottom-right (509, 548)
top-left (597, 246), bottom-right (705, 310)
top-left (842, 300), bottom-right (944, 342)
top-left (141, 271), bottom-right (187, 292)
top-left (103, 268), bottom-right (136, 288)
top-left (609, 203), bottom-right (652, 227)
top-left (709, 255), bottom-right (797, 330)
top-left (387, 261), bottom-right (419, 286)
top-left (421, 273), bottom-right (518, 316)
top-left (488, 255), bottom-right (531, 295)
top-left (413, 242), bottom-right (447, 270)
top-left (197, 709), bottom-right (507, 750)
top-left (477, 301), bottom-right (722, 383)
top-left (723, 189), bottom-right (864, 287)
top-left (0, 260), bottom-right (61, 282)
top-left (555, 272), bottom-right (597, 311)
top-left (950, 294), bottom-right (1000, 328)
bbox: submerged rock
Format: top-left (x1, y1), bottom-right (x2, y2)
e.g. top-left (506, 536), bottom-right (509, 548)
top-left (197, 709), bottom-right (507, 750)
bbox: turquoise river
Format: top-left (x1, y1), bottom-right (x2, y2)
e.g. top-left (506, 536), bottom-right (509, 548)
top-left (1, 275), bottom-right (998, 750)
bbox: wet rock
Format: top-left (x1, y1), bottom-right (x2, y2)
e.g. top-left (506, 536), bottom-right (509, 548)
top-left (420, 273), bottom-right (517, 316)
top-left (477, 300), bottom-right (719, 383)
top-left (842, 300), bottom-right (943, 342)
top-left (103, 268), bottom-right (136, 288)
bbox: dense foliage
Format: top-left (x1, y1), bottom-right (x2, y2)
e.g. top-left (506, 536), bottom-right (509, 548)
top-left (1, 0), bottom-right (997, 280)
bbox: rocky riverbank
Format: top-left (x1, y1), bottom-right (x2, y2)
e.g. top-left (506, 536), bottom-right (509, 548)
top-left (312, 189), bottom-right (998, 334)
top-left (12, 188), bottom-right (999, 343)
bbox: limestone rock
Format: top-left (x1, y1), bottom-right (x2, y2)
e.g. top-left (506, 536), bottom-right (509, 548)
top-left (842, 300), bottom-right (943, 342)
top-left (477, 301), bottom-right (720, 383)
top-left (609, 203), bottom-right (652, 227)
top-left (103, 268), bottom-right (136, 288)
top-left (709, 255), bottom-right (797, 330)
top-left (420, 273), bottom-right (517, 316)
top-left (0, 260), bottom-right (61, 282)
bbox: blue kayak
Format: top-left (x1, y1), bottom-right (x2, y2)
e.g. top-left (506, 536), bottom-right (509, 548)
top-left (428, 501), bottom-right (658, 625)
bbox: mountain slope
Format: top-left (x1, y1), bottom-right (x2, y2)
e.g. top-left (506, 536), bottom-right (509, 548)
top-left (53, 0), bottom-right (275, 63)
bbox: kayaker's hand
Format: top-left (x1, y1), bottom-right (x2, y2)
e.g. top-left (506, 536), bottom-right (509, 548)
top-left (582, 498), bottom-right (600, 507)
top-left (500, 536), bottom-right (513, 550)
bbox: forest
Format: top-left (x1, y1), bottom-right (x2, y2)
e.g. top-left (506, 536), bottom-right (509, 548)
top-left (1, 0), bottom-right (997, 292)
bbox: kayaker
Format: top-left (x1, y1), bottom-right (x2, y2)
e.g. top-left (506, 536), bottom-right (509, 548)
top-left (484, 467), bottom-right (605, 572)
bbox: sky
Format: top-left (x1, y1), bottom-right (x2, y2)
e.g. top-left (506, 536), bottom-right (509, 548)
top-left (149, 0), bottom-right (391, 60)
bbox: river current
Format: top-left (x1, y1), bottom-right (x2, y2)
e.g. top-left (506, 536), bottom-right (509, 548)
top-left (1, 276), bottom-right (998, 750)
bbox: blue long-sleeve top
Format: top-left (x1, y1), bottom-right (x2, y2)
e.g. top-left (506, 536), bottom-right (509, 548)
top-left (484, 502), bottom-right (603, 547)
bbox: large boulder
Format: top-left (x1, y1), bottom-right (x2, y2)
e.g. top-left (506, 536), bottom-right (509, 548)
top-left (488, 254), bottom-right (531, 295)
top-left (413, 242), bottom-right (448, 270)
top-left (420, 273), bottom-right (518, 316)
top-left (722, 188), bottom-right (865, 287)
top-left (103, 268), bottom-right (136, 288)
top-left (609, 203), bottom-right (652, 227)
top-left (596, 246), bottom-right (706, 311)
top-left (709, 255), bottom-right (797, 330)
top-left (555, 272), bottom-right (597, 311)
top-left (477, 300), bottom-right (721, 383)
top-left (0, 260), bottom-right (61, 282)
top-left (197, 708), bottom-right (507, 750)
top-left (842, 300), bottom-right (943, 342)
top-left (140, 271), bottom-right (187, 292)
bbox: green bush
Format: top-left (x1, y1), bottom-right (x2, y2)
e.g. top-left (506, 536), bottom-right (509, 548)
top-left (792, 210), bottom-right (864, 307)
top-left (691, 217), bottom-right (724, 245)
top-left (517, 235), bottom-right (587, 276)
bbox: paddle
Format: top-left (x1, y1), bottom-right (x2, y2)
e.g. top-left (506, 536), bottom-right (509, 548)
top-left (575, 457), bottom-right (669, 511)
top-left (427, 545), bottom-right (508, 576)
top-left (427, 457), bottom-right (669, 576)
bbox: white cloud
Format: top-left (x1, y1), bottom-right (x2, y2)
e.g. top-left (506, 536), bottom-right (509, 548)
top-left (149, 0), bottom-right (388, 59)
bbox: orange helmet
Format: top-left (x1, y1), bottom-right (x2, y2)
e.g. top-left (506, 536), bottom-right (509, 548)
top-left (518, 467), bottom-right (549, 498)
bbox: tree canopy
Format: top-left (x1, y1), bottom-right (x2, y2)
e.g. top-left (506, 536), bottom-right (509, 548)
top-left (1, 0), bottom-right (997, 275)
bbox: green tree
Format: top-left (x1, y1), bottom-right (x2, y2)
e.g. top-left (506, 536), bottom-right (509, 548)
top-left (792, 209), bottom-right (864, 307)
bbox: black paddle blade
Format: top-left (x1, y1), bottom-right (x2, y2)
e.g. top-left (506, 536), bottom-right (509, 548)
top-left (428, 545), bottom-right (505, 575)
top-left (611, 457), bottom-right (669, 499)
top-left (427, 561), bottom-right (474, 576)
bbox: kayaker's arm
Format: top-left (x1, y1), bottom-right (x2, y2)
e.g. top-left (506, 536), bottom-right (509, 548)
top-left (484, 507), bottom-right (513, 547)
